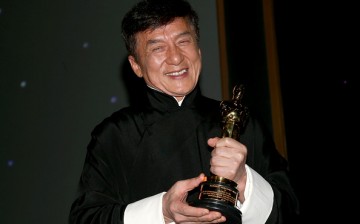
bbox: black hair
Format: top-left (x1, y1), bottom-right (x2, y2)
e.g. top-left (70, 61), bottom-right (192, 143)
top-left (121, 0), bottom-right (200, 59)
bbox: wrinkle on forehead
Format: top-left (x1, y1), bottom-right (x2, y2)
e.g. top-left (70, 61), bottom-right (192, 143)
top-left (140, 18), bottom-right (194, 43)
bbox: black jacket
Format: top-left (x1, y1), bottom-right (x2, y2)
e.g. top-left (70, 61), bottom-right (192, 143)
top-left (69, 85), bottom-right (299, 223)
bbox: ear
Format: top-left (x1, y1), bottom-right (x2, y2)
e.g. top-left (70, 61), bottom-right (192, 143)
top-left (128, 55), bottom-right (143, 78)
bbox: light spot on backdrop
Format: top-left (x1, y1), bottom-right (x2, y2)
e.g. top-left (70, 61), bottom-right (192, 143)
top-left (7, 160), bottom-right (14, 168)
top-left (110, 96), bottom-right (117, 104)
top-left (20, 80), bottom-right (27, 88)
top-left (82, 42), bottom-right (89, 49)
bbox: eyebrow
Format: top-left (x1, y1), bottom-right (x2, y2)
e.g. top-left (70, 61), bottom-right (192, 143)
top-left (146, 31), bottom-right (192, 46)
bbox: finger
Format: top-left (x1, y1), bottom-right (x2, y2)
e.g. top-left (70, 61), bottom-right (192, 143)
top-left (177, 203), bottom-right (210, 217)
top-left (207, 137), bottom-right (220, 148)
top-left (176, 208), bottom-right (225, 223)
top-left (183, 173), bottom-right (206, 191)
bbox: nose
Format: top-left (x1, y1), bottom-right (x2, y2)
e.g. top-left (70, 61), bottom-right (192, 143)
top-left (166, 45), bottom-right (184, 65)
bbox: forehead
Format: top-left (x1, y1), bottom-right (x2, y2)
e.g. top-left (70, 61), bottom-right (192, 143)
top-left (136, 17), bottom-right (194, 42)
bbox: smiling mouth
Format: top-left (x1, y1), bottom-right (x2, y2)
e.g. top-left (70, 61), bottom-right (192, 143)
top-left (165, 69), bottom-right (187, 76)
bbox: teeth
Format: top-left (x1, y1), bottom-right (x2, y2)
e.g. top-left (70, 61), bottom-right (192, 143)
top-left (166, 69), bottom-right (187, 76)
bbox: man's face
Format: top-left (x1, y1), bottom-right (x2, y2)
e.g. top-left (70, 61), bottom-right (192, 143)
top-left (128, 17), bottom-right (202, 101)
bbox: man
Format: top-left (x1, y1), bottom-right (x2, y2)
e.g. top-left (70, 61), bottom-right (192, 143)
top-left (69, 0), bottom-right (299, 223)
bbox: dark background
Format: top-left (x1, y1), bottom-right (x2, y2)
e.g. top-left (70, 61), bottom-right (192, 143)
top-left (1, 0), bottom-right (357, 223)
top-left (222, 1), bottom-right (357, 223)
top-left (274, 1), bottom-right (357, 222)
top-left (0, 1), bottom-right (222, 224)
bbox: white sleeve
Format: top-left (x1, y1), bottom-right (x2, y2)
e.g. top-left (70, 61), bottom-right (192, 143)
top-left (124, 192), bottom-right (166, 224)
top-left (239, 164), bottom-right (274, 224)
top-left (124, 166), bottom-right (273, 224)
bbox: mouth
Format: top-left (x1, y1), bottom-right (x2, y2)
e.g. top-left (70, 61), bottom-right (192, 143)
top-left (165, 69), bottom-right (188, 77)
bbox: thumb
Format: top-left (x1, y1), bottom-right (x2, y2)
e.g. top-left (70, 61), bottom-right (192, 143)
top-left (207, 137), bottom-right (220, 148)
top-left (184, 173), bottom-right (206, 191)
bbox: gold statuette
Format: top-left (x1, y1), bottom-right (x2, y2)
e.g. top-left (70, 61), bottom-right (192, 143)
top-left (192, 84), bottom-right (249, 224)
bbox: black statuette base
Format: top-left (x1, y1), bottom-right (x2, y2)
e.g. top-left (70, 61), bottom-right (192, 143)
top-left (191, 199), bottom-right (242, 224)
top-left (190, 176), bottom-right (242, 224)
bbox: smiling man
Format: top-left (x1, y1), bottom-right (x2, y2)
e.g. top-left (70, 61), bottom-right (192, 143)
top-left (69, 0), bottom-right (300, 223)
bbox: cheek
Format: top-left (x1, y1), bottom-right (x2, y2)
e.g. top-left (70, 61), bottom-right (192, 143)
top-left (146, 62), bottom-right (163, 80)
top-left (190, 47), bottom-right (201, 63)
top-left (144, 52), bottom-right (166, 69)
top-left (193, 53), bottom-right (202, 72)
top-left (141, 57), bottom-right (164, 82)
top-left (151, 56), bottom-right (166, 66)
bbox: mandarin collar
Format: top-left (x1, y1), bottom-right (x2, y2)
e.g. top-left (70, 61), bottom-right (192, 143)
top-left (145, 85), bottom-right (200, 112)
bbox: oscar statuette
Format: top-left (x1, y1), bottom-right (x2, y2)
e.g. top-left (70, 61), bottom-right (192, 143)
top-left (192, 84), bottom-right (249, 224)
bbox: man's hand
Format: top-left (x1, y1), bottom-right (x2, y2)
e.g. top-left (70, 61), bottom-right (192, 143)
top-left (162, 173), bottom-right (226, 223)
top-left (208, 137), bottom-right (247, 202)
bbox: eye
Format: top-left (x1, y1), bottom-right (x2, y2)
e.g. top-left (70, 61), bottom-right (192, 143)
top-left (151, 45), bottom-right (165, 52)
top-left (178, 39), bottom-right (191, 46)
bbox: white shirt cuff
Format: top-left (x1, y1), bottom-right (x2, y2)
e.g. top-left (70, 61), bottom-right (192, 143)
top-left (240, 164), bottom-right (274, 224)
top-left (124, 166), bottom-right (274, 224)
top-left (124, 192), bottom-right (166, 224)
